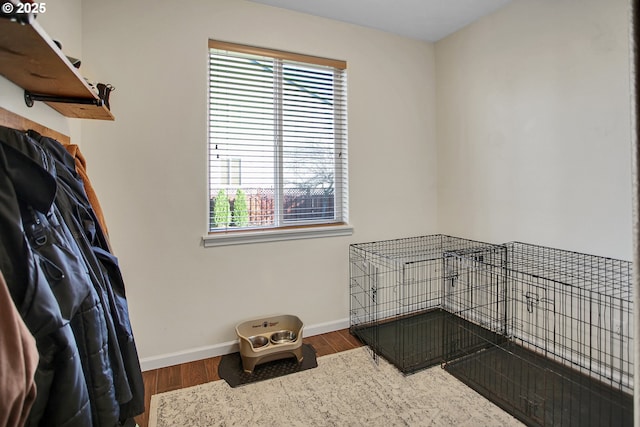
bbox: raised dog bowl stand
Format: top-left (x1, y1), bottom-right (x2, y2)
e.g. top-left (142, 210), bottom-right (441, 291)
top-left (236, 314), bottom-right (304, 374)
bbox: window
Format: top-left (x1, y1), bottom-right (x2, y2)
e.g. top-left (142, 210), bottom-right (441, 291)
top-left (207, 40), bottom-right (349, 241)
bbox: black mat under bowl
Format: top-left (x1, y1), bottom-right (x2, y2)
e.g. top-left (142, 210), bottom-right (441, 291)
top-left (218, 343), bottom-right (317, 388)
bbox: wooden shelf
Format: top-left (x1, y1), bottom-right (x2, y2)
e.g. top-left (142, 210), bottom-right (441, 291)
top-left (0, 14), bottom-right (114, 120)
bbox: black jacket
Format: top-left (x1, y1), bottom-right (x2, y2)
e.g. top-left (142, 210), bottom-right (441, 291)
top-left (0, 126), bottom-right (144, 426)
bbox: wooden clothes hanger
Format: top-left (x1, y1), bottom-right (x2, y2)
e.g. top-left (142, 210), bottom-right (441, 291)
top-left (0, 106), bottom-right (70, 145)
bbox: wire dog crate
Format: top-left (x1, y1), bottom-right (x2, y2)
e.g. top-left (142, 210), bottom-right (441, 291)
top-left (350, 237), bottom-right (634, 426)
top-left (443, 242), bottom-right (634, 427)
top-left (349, 235), bottom-right (508, 373)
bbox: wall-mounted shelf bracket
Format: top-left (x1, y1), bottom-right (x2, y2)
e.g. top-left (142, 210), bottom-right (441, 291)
top-left (24, 90), bottom-right (104, 108)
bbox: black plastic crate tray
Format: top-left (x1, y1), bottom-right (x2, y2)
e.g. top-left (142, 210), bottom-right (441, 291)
top-left (351, 309), bottom-right (504, 374)
top-left (444, 341), bottom-right (633, 427)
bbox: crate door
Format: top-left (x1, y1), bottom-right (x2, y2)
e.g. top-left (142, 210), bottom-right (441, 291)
top-left (442, 252), bottom-right (494, 324)
top-left (399, 259), bottom-right (440, 314)
top-left (511, 275), bottom-right (555, 352)
top-left (350, 251), bottom-right (379, 328)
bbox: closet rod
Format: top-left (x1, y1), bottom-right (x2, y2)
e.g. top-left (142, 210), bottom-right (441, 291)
top-left (24, 91), bottom-right (104, 108)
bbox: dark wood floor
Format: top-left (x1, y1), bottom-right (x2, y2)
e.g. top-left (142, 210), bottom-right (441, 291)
top-left (134, 328), bottom-right (363, 427)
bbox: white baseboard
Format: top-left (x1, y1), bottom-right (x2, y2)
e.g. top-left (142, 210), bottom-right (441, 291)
top-left (304, 317), bottom-right (350, 337)
top-left (139, 317), bottom-right (350, 371)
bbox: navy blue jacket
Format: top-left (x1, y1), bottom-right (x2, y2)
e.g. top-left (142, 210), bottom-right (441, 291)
top-left (0, 126), bottom-right (144, 426)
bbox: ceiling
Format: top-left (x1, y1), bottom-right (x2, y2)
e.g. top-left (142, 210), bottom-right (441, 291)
top-left (246, 0), bottom-right (513, 42)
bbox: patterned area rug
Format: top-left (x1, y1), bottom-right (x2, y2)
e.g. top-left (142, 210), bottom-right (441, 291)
top-left (149, 347), bottom-right (524, 427)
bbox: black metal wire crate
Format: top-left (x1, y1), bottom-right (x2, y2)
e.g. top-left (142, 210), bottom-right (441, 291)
top-left (444, 242), bottom-right (634, 427)
top-left (349, 235), bottom-right (507, 373)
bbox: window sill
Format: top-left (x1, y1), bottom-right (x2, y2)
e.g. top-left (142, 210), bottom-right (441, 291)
top-left (202, 224), bottom-right (354, 247)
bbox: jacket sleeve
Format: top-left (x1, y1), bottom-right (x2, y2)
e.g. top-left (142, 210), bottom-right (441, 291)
top-left (0, 270), bottom-right (38, 427)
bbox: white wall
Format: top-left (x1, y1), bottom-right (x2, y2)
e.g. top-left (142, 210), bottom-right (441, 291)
top-left (435, 0), bottom-right (632, 259)
top-left (0, 0), bottom-right (83, 141)
top-left (79, 0), bottom-right (437, 364)
top-left (5, 0), bottom-right (631, 369)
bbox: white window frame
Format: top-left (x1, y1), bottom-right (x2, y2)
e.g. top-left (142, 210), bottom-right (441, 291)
top-left (203, 40), bottom-right (352, 247)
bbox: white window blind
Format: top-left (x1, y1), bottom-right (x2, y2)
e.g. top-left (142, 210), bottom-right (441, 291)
top-left (208, 40), bottom-right (348, 233)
